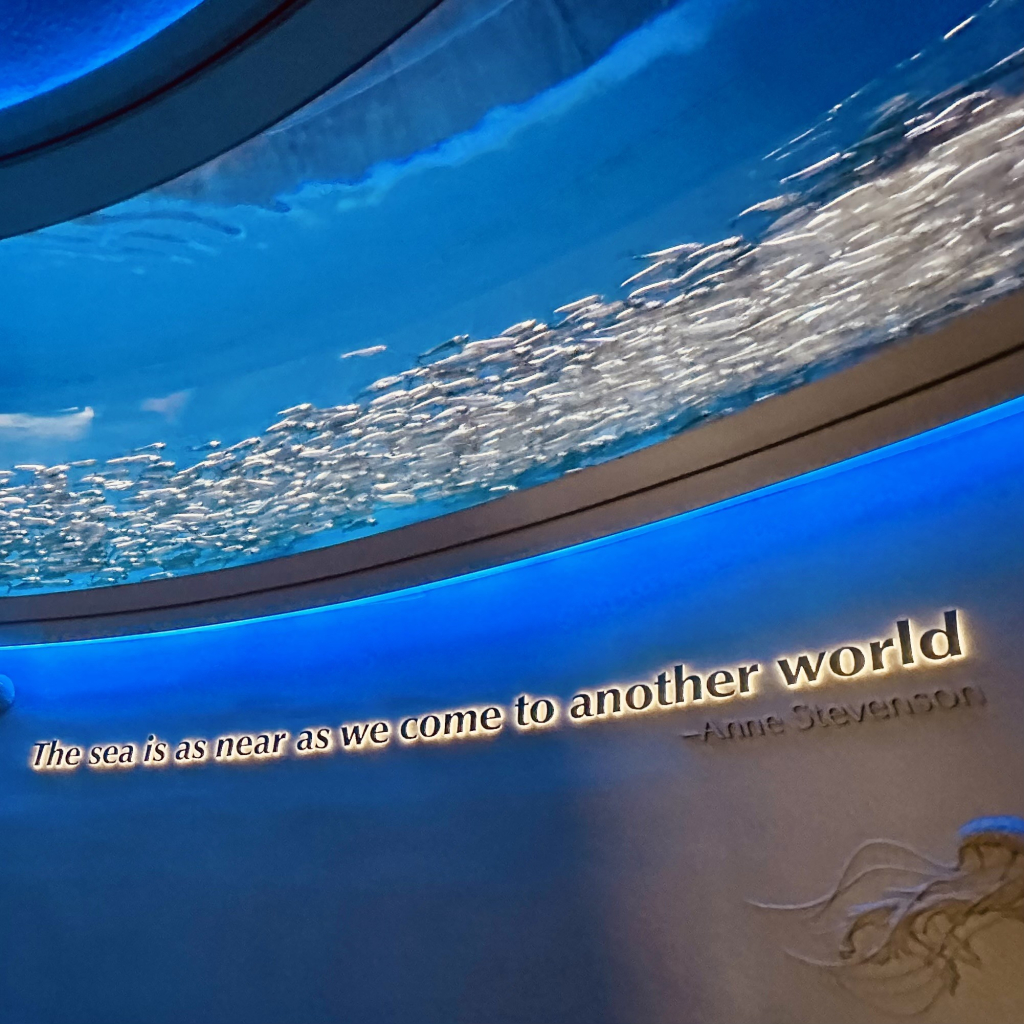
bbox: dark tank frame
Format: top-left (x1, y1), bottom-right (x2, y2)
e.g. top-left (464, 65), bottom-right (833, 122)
top-left (0, 292), bottom-right (1019, 644)
top-left (0, 0), bottom-right (442, 239)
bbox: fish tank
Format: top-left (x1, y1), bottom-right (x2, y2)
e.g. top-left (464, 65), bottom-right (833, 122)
top-left (0, 0), bottom-right (1021, 593)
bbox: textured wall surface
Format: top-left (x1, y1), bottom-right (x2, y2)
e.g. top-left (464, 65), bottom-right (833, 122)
top-left (0, 400), bottom-right (1020, 1023)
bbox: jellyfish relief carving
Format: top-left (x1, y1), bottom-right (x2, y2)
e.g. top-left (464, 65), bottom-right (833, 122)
top-left (753, 816), bottom-right (1024, 1015)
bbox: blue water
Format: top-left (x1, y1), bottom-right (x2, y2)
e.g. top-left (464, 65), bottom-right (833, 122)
top-left (0, 0), bottom-right (1018, 591)
top-left (0, 0), bottom-right (984, 458)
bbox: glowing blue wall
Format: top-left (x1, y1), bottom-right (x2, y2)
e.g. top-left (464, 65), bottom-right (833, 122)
top-left (0, 399), bottom-right (1021, 1023)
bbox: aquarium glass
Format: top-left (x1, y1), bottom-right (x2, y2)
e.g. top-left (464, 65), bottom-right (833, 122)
top-left (0, 0), bottom-right (1021, 592)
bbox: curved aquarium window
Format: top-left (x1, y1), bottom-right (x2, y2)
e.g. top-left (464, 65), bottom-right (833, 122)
top-left (0, 0), bottom-right (1021, 592)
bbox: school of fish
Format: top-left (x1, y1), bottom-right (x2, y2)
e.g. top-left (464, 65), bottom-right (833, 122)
top-left (2, 52), bottom-right (1023, 591)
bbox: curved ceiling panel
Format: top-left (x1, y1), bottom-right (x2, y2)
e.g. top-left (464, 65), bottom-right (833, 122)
top-left (0, 0), bottom-right (1021, 594)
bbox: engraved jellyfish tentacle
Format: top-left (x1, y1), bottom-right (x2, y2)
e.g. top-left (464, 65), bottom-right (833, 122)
top-left (754, 816), bottom-right (1024, 1015)
top-left (749, 864), bottom-right (935, 917)
top-left (830, 917), bottom-right (980, 1014)
top-left (938, 909), bottom-right (1007, 967)
top-left (837, 833), bottom-right (1023, 967)
top-left (840, 967), bottom-right (951, 1016)
top-left (748, 838), bottom-right (951, 914)
top-left (835, 957), bottom-right (953, 1014)
top-left (839, 883), bottom-right (991, 968)
top-left (841, 954), bottom-right (953, 990)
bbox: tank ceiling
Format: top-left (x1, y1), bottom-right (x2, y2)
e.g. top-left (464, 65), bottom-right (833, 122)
top-left (0, 0), bottom-right (1021, 593)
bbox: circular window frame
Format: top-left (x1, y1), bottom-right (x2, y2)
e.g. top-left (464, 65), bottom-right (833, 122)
top-left (0, 0), bottom-right (441, 240)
